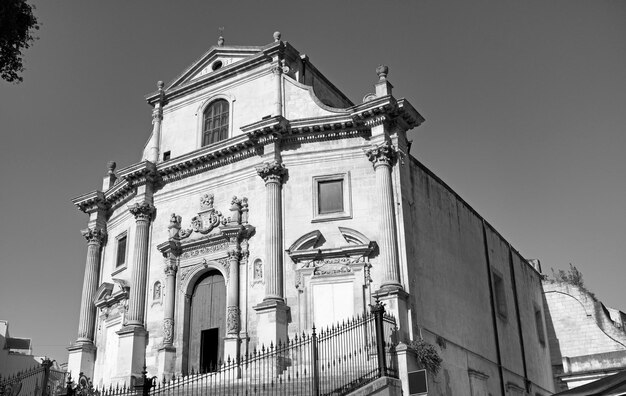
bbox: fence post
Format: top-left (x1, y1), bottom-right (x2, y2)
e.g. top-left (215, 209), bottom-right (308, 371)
top-left (371, 299), bottom-right (388, 378)
top-left (40, 358), bottom-right (53, 396)
top-left (311, 325), bottom-right (320, 396)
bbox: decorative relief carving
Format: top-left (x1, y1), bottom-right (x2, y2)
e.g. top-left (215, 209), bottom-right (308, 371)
top-left (168, 214), bottom-right (182, 239)
top-left (129, 202), bottom-right (155, 221)
top-left (200, 193), bottom-right (214, 210)
top-left (300, 256), bottom-right (365, 269)
top-left (164, 263), bottom-right (177, 276)
top-left (81, 227), bottom-right (106, 245)
top-left (163, 318), bottom-right (174, 344)
top-left (178, 258), bottom-right (231, 292)
top-left (256, 161), bottom-right (287, 184)
top-left (314, 264), bottom-right (352, 276)
top-left (365, 143), bottom-right (398, 168)
top-left (226, 306), bottom-right (240, 334)
top-left (181, 242), bottom-right (230, 258)
top-left (241, 198), bottom-right (249, 225)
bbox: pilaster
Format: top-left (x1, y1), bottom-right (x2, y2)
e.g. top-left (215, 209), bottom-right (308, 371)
top-left (124, 202), bottom-right (155, 328)
top-left (365, 143), bottom-right (402, 291)
top-left (254, 160), bottom-right (290, 346)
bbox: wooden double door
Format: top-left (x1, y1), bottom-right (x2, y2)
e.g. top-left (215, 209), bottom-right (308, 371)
top-left (188, 270), bottom-right (226, 373)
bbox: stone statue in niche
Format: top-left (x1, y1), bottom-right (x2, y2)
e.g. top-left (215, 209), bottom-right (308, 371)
top-left (253, 259), bottom-right (263, 281)
top-left (153, 281), bottom-right (162, 300)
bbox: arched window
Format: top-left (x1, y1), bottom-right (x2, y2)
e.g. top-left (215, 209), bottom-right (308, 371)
top-left (202, 99), bottom-right (229, 146)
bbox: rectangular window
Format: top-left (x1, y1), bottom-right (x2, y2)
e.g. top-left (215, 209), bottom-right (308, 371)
top-left (116, 235), bottom-right (127, 268)
top-left (493, 271), bottom-right (507, 319)
top-left (312, 173), bottom-right (352, 222)
top-left (535, 305), bottom-right (546, 345)
top-left (318, 180), bottom-right (343, 214)
top-left (163, 151), bottom-right (171, 161)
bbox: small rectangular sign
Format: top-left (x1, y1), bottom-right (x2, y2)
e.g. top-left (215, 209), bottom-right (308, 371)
top-left (408, 369), bottom-right (428, 395)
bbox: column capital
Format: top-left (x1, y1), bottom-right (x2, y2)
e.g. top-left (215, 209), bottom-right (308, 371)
top-left (164, 263), bottom-right (177, 276)
top-left (129, 202), bottom-right (155, 222)
top-left (81, 227), bottom-right (106, 245)
top-left (256, 160), bottom-right (287, 184)
top-left (365, 143), bottom-right (398, 168)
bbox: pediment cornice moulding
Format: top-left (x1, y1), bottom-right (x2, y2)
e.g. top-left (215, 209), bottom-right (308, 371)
top-left (146, 41), bottom-right (301, 106)
top-left (72, 98), bottom-right (422, 214)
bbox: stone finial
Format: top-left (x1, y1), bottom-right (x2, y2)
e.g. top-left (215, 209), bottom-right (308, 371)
top-left (376, 65), bottom-right (389, 81)
top-left (107, 161), bottom-right (116, 175)
top-left (273, 31), bottom-right (281, 42)
top-left (217, 36), bottom-right (224, 47)
top-left (157, 81), bottom-right (164, 90)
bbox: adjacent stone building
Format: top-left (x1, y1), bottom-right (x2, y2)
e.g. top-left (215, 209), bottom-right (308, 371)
top-left (543, 279), bottom-right (626, 392)
top-left (68, 33), bottom-right (554, 395)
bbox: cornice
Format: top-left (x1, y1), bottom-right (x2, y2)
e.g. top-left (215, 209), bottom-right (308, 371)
top-left (73, 96), bottom-right (422, 214)
top-left (147, 42), bottom-right (285, 106)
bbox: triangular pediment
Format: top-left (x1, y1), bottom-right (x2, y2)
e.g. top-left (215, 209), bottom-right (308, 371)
top-left (167, 45), bottom-right (263, 90)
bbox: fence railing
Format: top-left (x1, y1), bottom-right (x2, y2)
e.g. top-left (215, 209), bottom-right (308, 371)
top-left (64, 300), bottom-right (397, 396)
top-left (0, 359), bottom-right (67, 396)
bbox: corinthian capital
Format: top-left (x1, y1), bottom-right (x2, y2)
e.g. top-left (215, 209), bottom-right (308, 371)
top-left (129, 202), bottom-right (155, 222)
top-left (256, 161), bottom-right (287, 184)
top-left (365, 143), bottom-right (398, 168)
top-left (81, 227), bottom-right (106, 245)
top-left (164, 263), bottom-right (177, 276)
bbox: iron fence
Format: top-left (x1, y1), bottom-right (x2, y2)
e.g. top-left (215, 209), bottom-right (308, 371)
top-left (66, 300), bottom-right (397, 396)
top-left (0, 359), bottom-right (67, 396)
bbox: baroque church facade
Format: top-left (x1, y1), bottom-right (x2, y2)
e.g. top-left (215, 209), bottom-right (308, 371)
top-left (68, 33), bottom-right (555, 395)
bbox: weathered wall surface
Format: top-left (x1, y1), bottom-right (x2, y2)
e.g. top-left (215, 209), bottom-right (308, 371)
top-left (400, 156), bottom-right (554, 395)
top-left (543, 281), bottom-right (626, 390)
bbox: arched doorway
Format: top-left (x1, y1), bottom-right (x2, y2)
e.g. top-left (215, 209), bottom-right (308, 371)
top-left (188, 270), bottom-right (226, 373)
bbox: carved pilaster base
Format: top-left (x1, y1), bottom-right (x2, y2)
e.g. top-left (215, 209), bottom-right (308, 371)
top-left (157, 345), bottom-right (177, 381)
top-left (67, 342), bottom-right (96, 379)
top-left (373, 288), bottom-right (410, 343)
top-left (253, 300), bottom-right (290, 347)
top-left (113, 326), bottom-right (148, 385)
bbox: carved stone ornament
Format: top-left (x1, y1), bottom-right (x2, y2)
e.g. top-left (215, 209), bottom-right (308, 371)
top-left (168, 213), bottom-right (182, 238)
top-left (164, 263), bottom-right (177, 276)
top-left (181, 242), bottom-right (230, 259)
top-left (163, 318), bottom-right (174, 344)
top-left (256, 160), bottom-right (287, 184)
top-left (81, 227), bottom-right (106, 244)
top-left (200, 193), bottom-right (214, 210)
top-left (226, 306), bottom-right (240, 334)
top-left (129, 202), bottom-right (155, 221)
top-left (365, 143), bottom-right (398, 168)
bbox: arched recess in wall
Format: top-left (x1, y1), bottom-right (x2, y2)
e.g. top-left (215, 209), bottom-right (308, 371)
top-left (195, 93), bottom-right (236, 149)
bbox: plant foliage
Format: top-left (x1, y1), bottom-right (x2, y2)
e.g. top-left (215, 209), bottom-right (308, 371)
top-left (409, 339), bottom-right (443, 375)
top-left (550, 263), bottom-right (595, 299)
top-left (0, 0), bottom-right (39, 83)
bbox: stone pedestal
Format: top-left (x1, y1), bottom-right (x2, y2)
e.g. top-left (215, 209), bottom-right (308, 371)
top-left (253, 300), bottom-right (290, 347)
top-left (393, 343), bottom-right (420, 396)
top-left (113, 326), bottom-right (148, 385)
top-left (157, 346), bottom-right (176, 380)
top-left (67, 343), bottom-right (96, 379)
top-left (375, 288), bottom-right (410, 343)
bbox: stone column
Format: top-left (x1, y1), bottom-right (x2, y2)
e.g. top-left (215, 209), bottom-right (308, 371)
top-left (147, 81), bottom-right (164, 163)
top-left (126, 202), bottom-right (155, 327)
top-left (163, 263), bottom-right (177, 346)
top-left (114, 202), bottom-right (153, 385)
top-left (254, 161), bottom-right (289, 346)
top-left (76, 228), bottom-right (106, 344)
top-left (158, 259), bottom-right (177, 380)
top-left (68, 227), bottom-right (105, 379)
top-left (224, 246), bottom-right (241, 359)
top-left (256, 161), bottom-right (287, 301)
top-left (366, 143), bottom-right (402, 290)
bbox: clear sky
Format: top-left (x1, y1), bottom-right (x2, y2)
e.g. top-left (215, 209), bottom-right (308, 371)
top-left (0, 1), bottom-right (624, 364)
